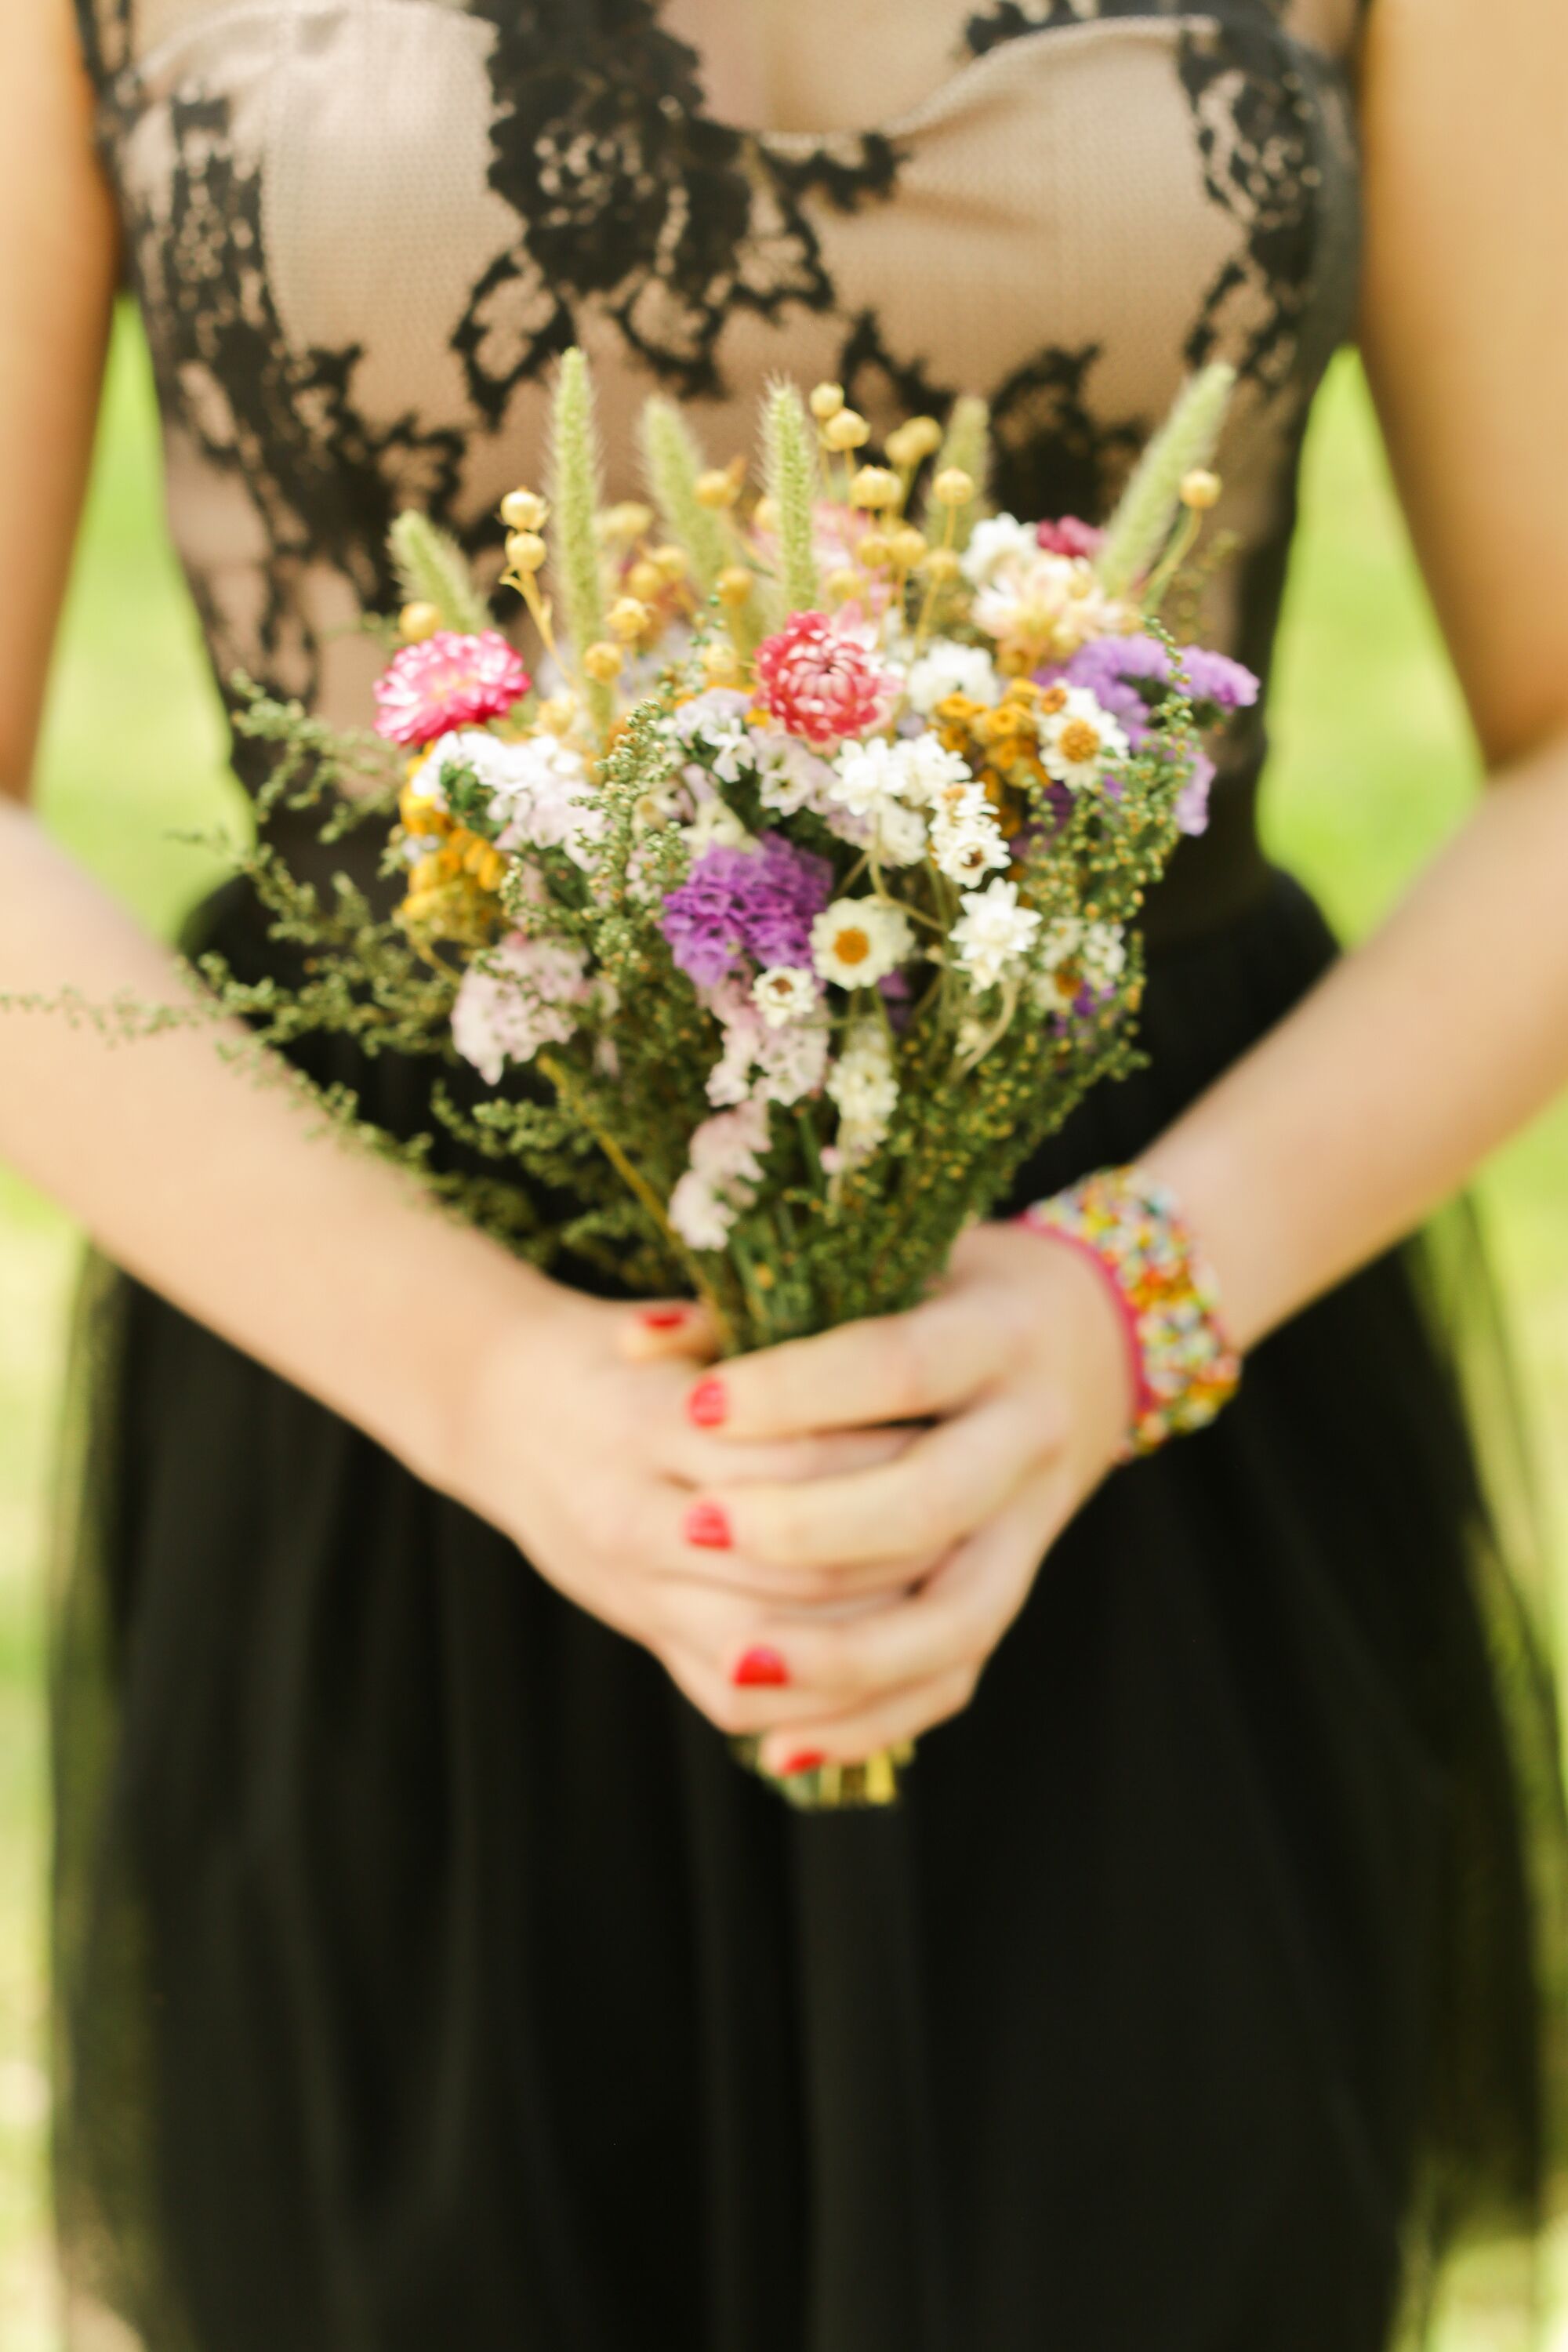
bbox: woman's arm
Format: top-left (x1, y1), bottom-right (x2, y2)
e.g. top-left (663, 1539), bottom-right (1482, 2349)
top-left (649, 0), bottom-right (1568, 1773)
top-left (6, 2), bottom-right (913, 1751)
top-left (1143, 0), bottom-right (1568, 1343)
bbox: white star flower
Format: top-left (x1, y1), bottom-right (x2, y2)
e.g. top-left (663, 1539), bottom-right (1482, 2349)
top-left (949, 877), bottom-right (1041, 992)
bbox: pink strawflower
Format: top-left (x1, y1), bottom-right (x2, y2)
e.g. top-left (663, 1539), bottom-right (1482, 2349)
top-left (753, 611), bottom-right (898, 747)
top-left (374, 630), bottom-right (531, 747)
top-left (1036, 517), bottom-right (1104, 560)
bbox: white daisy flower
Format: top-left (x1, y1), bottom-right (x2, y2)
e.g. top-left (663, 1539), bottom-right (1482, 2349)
top-left (810, 898), bottom-right (915, 990)
top-left (904, 641), bottom-right (1004, 716)
top-left (1039, 689), bottom-right (1131, 790)
top-left (752, 965), bottom-right (819, 1030)
top-left (949, 877), bottom-right (1041, 992)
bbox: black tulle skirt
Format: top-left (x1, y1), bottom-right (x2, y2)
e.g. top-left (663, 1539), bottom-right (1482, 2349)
top-left (50, 857), bottom-right (1567, 2352)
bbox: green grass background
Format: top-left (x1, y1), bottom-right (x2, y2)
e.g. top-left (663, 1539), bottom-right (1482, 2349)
top-left (0, 310), bottom-right (1564, 2347)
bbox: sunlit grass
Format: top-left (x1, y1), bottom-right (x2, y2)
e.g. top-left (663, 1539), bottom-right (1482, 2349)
top-left (0, 315), bottom-right (1563, 2348)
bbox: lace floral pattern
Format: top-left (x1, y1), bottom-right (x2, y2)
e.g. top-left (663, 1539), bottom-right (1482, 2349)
top-left (73, 0), bottom-right (1363, 719)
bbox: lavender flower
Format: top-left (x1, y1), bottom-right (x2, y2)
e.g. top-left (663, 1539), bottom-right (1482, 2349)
top-left (659, 833), bottom-right (834, 988)
top-left (1044, 633), bottom-right (1259, 739)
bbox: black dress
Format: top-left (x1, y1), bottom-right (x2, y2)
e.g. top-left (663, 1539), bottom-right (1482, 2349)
top-left (59, 4), bottom-right (1566, 2347)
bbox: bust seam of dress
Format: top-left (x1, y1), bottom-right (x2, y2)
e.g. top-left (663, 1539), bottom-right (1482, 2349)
top-left (118, 0), bottom-right (1353, 114)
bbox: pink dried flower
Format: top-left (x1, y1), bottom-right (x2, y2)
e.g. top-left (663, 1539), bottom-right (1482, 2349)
top-left (1036, 517), bottom-right (1104, 561)
top-left (374, 630), bottom-right (531, 747)
top-left (753, 611), bottom-right (897, 747)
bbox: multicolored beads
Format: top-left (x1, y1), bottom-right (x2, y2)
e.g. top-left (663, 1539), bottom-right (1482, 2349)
top-left (1019, 1165), bottom-right (1242, 1459)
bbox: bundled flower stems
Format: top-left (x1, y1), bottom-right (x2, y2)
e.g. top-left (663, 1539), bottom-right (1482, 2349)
top-left (191, 354), bottom-right (1258, 1807)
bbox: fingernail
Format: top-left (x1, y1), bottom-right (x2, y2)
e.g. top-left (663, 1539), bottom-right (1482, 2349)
top-left (639, 1306), bottom-right (688, 1330)
top-left (781, 1749), bottom-right (826, 1777)
top-left (683, 1501), bottom-right (731, 1551)
top-left (688, 1376), bottom-right (728, 1428)
top-left (733, 1646), bottom-right (789, 1689)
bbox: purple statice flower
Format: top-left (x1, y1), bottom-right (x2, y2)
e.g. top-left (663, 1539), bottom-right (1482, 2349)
top-left (659, 832), bottom-right (833, 988)
top-left (1041, 634), bottom-right (1261, 738)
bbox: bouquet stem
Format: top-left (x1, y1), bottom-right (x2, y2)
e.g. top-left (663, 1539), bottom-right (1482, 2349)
top-left (738, 1740), bottom-right (915, 1811)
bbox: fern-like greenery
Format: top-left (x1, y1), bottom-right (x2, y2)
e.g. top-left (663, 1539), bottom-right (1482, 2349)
top-left (387, 511), bottom-right (490, 636)
top-left (1094, 362), bottom-right (1236, 598)
top-left (760, 380), bottom-right (822, 618)
top-left (638, 396), bottom-right (730, 597)
top-left (549, 348), bottom-right (614, 731)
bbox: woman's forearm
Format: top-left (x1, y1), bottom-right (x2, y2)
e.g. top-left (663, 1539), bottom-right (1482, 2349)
top-left (1144, 732), bottom-right (1568, 1351)
top-left (0, 796), bottom-right (557, 1490)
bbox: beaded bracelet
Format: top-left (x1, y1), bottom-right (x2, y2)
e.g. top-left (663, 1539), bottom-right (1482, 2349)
top-left (1017, 1165), bottom-right (1242, 1459)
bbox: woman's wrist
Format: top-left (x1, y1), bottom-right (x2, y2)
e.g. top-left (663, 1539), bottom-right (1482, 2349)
top-left (1016, 1163), bottom-right (1243, 1457)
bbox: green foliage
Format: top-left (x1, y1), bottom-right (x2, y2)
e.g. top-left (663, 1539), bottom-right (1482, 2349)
top-left (548, 349), bottom-right (614, 733)
top-left (387, 510), bottom-right (490, 637)
top-left (1095, 362), bottom-right (1236, 598)
top-left (760, 380), bottom-right (822, 619)
top-left (638, 396), bottom-right (730, 597)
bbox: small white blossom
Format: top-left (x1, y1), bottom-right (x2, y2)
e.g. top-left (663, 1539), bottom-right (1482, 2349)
top-left (483, 733), bottom-right (606, 869)
top-left (752, 965), bottom-right (818, 1029)
top-left (1081, 920), bottom-right (1128, 991)
top-left (811, 898), bottom-right (915, 990)
top-left (904, 641), bottom-right (1003, 716)
top-left (1039, 688), bottom-right (1131, 790)
top-left (931, 813), bottom-right (1011, 887)
top-left (753, 730), bottom-right (838, 817)
top-left (671, 688), bottom-right (751, 745)
top-left (756, 1022), bottom-right (829, 1105)
top-left (960, 514), bottom-right (1039, 590)
top-left (894, 734), bottom-right (975, 808)
top-left (669, 1174), bottom-right (735, 1251)
top-left (826, 1022), bottom-right (898, 1161)
top-left (684, 798), bottom-right (755, 855)
top-left (871, 800), bottom-right (927, 868)
top-left (949, 878), bottom-right (1041, 992)
top-left (829, 736), bottom-right (906, 818)
top-left (451, 935), bottom-right (589, 1083)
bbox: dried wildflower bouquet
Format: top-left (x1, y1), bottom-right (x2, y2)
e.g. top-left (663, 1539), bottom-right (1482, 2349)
top-left (202, 352), bottom-right (1257, 1807)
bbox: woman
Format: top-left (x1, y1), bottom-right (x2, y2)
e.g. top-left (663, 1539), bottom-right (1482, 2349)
top-left (6, 1), bottom-right (1566, 2346)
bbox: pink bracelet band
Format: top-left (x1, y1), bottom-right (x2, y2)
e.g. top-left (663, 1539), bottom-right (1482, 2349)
top-left (1015, 1209), bottom-right (1156, 1428)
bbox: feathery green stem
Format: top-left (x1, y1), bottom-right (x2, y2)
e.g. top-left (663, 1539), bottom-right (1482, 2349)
top-left (638, 395), bottom-right (730, 598)
top-left (549, 349), bottom-right (613, 733)
top-left (1094, 362), bottom-right (1236, 600)
top-left (761, 379), bottom-right (822, 618)
top-left (387, 511), bottom-right (490, 636)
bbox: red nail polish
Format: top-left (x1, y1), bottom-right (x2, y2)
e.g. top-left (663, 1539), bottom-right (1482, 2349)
top-left (733, 1646), bottom-right (789, 1689)
top-left (683, 1501), bottom-right (731, 1551)
top-left (688, 1376), bottom-right (728, 1428)
top-left (639, 1306), bottom-right (688, 1330)
top-left (781, 1750), bottom-right (826, 1777)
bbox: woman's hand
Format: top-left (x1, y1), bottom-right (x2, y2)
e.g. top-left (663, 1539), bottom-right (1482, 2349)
top-left (617, 1220), bottom-right (1135, 1773)
top-left (447, 1280), bottom-right (927, 1739)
